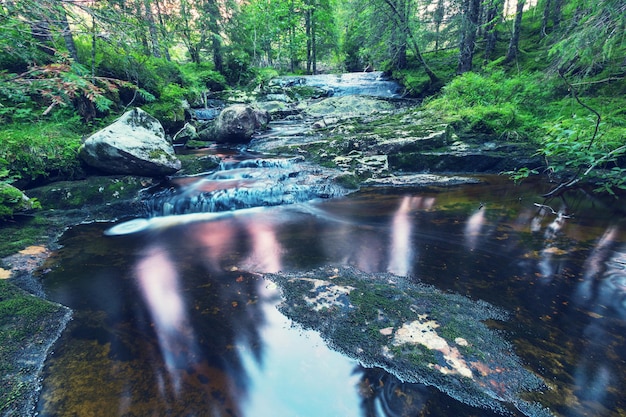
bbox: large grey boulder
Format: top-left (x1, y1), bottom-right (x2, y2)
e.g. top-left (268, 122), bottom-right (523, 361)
top-left (212, 104), bottom-right (270, 143)
top-left (79, 108), bottom-right (181, 177)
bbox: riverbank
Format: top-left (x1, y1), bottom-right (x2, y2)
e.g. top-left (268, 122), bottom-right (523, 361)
top-left (0, 174), bottom-right (155, 416)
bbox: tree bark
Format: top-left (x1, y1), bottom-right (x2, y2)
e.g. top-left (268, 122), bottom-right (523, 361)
top-left (483, 0), bottom-right (503, 62)
top-left (143, 0), bottom-right (162, 58)
top-left (457, 0), bottom-right (481, 73)
top-left (304, 9), bottom-right (312, 74)
top-left (154, 0), bottom-right (171, 60)
top-left (540, 0), bottom-right (552, 36)
top-left (391, 0), bottom-right (408, 69)
top-left (57, 2), bottom-right (79, 62)
top-left (504, 0), bottom-right (525, 64)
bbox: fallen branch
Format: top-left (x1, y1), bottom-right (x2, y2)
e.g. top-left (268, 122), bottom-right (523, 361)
top-left (533, 203), bottom-right (573, 218)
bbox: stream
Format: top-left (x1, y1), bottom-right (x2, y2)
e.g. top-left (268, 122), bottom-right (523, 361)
top-left (34, 73), bottom-right (626, 417)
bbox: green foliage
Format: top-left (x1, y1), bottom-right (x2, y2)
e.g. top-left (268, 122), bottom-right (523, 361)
top-left (539, 112), bottom-right (626, 196)
top-left (424, 70), bottom-right (558, 137)
top-left (223, 50), bottom-right (253, 85)
top-left (143, 84), bottom-right (187, 132)
top-left (547, 0), bottom-right (626, 76)
top-left (82, 39), bottom-right (181, 99)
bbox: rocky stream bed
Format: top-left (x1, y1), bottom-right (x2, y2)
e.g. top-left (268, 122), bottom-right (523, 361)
top-left (0, 72), bottom-right (544, 416)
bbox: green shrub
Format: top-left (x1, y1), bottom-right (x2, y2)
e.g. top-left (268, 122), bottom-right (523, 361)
top-left (423, 70), bottom-right (560, 139)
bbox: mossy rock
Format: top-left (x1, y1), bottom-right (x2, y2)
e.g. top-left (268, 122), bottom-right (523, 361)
top-left (0, 183), bottom-right (40, 220)
top-left (0, 280), bottom-right (71, 416)
top-left (26, 176), bottom-right (156, 211)
top-left (177, 154), bottom-right (221, 175)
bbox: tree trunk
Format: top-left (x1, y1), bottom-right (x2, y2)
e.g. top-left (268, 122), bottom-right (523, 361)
top-left (212, 34), bottom-right (223, 72)
top-left (143, 0), bottom-right (162, 58)
top-left (134, 1), bottom-right (150, 56)
top-left (311, 8), bottom-right (317, 74)
top-left (433, 0), bottom-right (445, 52)
top-left (306, 8), bottom-right (312, 73)
top-left (504, 0), bottom-right (525, 64)
top-left (57, 2), bottom-right (79, 62)
top-left (457, 0), bottom-right (481, 73)
top-left (381, 0), bottom-right (439, 85)
top-left (540, 0), bottom-right (552, 36)
top-left (552, 0), bottom-right (564, 28)
top-left (483, 0), bottom-right (504, 62)
top-left (154, 0), bottom-right (171, 60)
top-left (391, 0), bottom-right (408, 69)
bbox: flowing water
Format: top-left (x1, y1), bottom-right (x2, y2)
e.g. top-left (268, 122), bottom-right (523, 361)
top-left (271, 71), bottom-right (404, 98)
top-left (33, 74), bottom-right (626, 417)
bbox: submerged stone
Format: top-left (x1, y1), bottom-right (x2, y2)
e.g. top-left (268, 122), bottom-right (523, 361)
top-left (265, 265), bottom-right (554, 417)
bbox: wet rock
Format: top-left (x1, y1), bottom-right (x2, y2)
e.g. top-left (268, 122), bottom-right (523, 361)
top-left (304, 96), bottom-right (394, 118)
top-left (372, 125), bottom-right (452, 154)
top-left (388, 144), bottom-right (541, 173)
top-left (266, 266), bottom-right (554, 417)
top-left (172, 122), bottom-right (198, 145)
top-left (79, 108), bottom-right (181, 177)
top-left (27, 176), bottom-right (155, 219)
top-left (364, 173), bottom-right (481, 187)
top-left (334, 151), bottom-right (390, 178)
top-left (212, 105), bottom-right (271, 143)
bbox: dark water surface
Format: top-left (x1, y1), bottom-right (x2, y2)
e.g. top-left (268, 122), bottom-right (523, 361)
top-left (36, 177), bottom-right (626, 417)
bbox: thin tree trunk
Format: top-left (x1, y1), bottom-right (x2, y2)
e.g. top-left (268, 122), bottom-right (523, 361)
top-left (154, 0), bottom-right (171, 60)
top-left (212, 34), bottom-right (223, 72)
top-left (306, 8), bottom-right (312, 73)
top-left (504, 0), bottom-right (525, 63)
top-left (311, 8), bottom-right (317, 74)
top-left (552, 0), bottom-right (563, 28)
top-left (540, 0), bottom-right (552, 36)
top-left (433, 0), bottom-right (445, 52)
top-left (381, 0), bottom-right (439, 84)
top-left (143, 0), bottom-right (161, 58)
top-left (57, 2), bottom-right (79, 62)
top-left (391, 0), bottom-right (408, 69)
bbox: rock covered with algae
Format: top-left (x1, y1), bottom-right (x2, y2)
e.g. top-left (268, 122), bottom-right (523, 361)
top-left (265, 265), bottom-right (554, 417)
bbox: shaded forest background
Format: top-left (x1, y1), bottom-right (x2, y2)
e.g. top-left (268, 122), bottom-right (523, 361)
top-left (0, 0), bottom-right (625, 218)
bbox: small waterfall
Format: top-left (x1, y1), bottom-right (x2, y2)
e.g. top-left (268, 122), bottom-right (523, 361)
top-left (143, 157), bottom-right (348, 217)
top-left (273, 71), bottom-right (403, 98)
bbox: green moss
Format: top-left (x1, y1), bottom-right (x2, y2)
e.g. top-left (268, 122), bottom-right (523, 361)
top-left (0, 216), bottom-right (53, 258)
top-left (333, 173), bottom-right (360, 190)
top-left (0, 280), bottom-right (69, 414)
top-left (0, 122), bottom-right (84, 185)
top-left (178, 154), bottom-right (220, 175)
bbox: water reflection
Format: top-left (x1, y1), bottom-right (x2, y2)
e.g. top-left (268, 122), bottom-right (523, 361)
top-left (464, 206), bottom-right (486, 251)
top-left (239, 279), bottom-right (361, 417)
top-left (134, 244), bottom-right (198, 395)
top-left (37, 181), bottom-right (626, 417)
